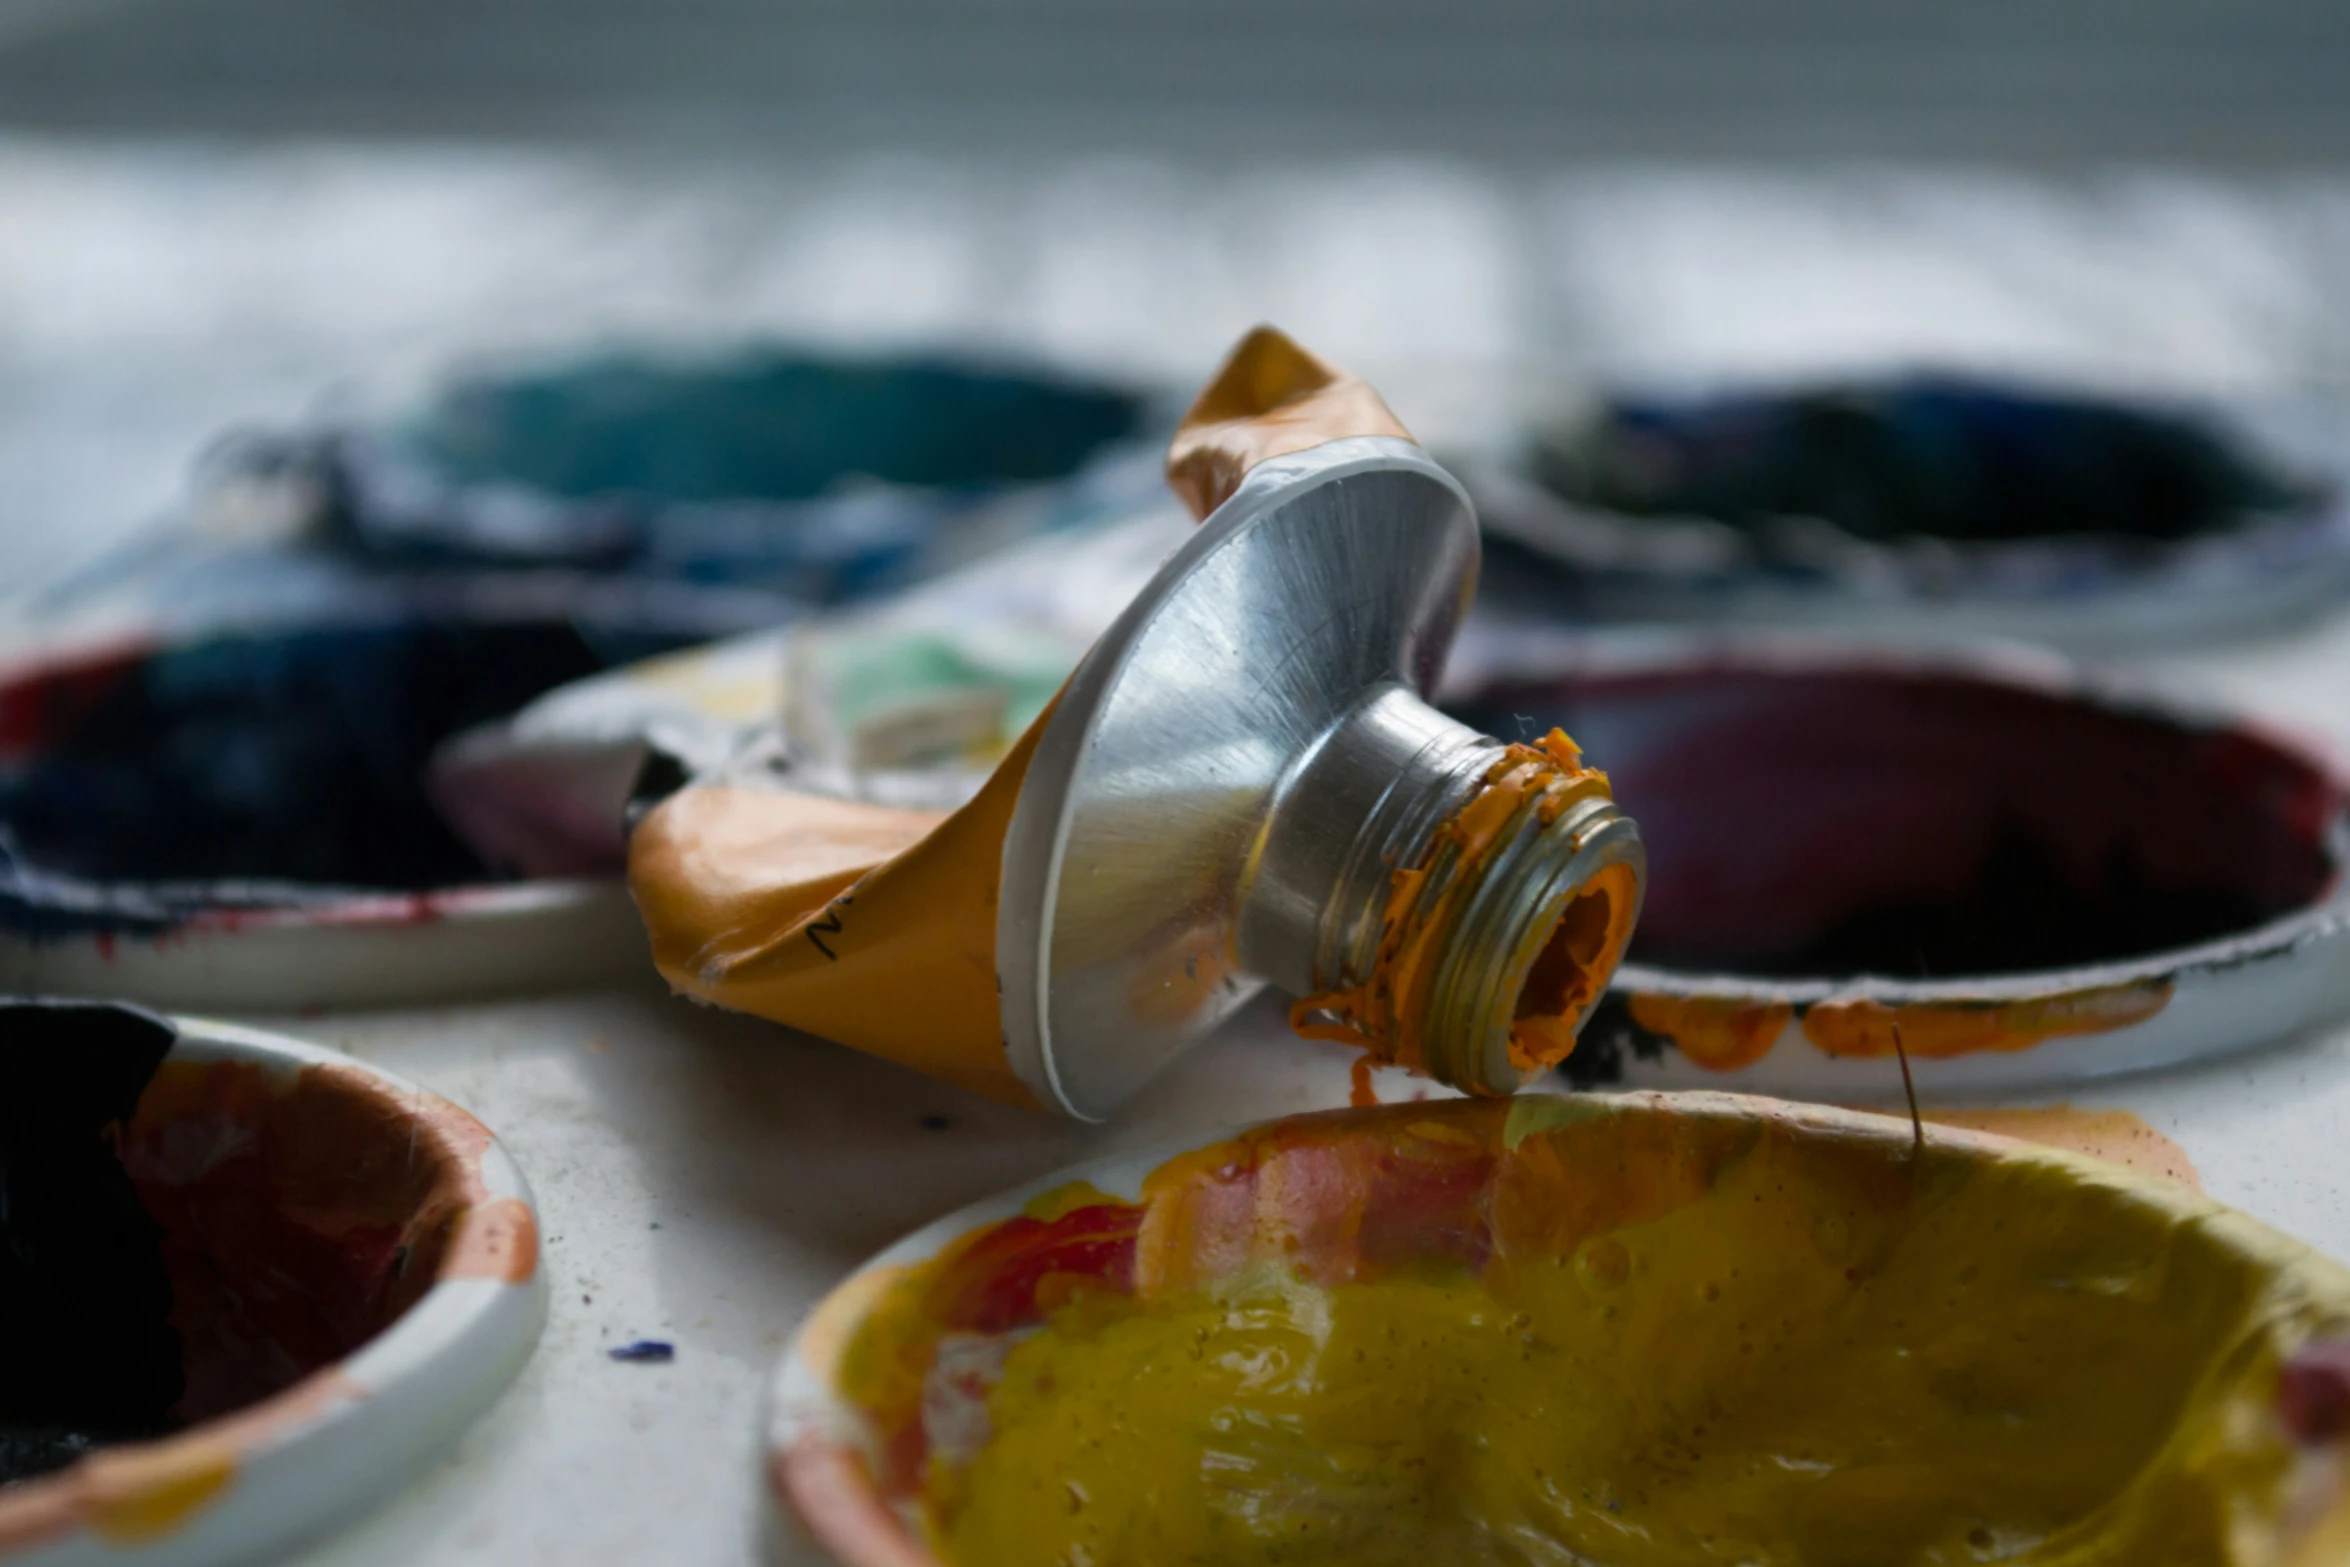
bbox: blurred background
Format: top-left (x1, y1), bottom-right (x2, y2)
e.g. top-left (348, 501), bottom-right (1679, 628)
top-left (5, 0), bottom-right (2349, 588)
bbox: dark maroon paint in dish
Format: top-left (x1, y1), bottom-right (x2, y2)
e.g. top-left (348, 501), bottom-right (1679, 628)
top-left (1448, 662), bottom-right (2342, 982)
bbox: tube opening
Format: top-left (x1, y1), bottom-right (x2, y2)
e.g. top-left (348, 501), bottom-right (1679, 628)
top-left (1508, 861), bottom-right (1639, 1068)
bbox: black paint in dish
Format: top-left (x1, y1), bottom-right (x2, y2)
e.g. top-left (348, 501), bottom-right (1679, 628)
top-left (0, 615), bottom-right (692, 935)
top-left (0, 1000), bottom-right (182, 1484)
top-left (1533, 375), bottom-right (2323, 548)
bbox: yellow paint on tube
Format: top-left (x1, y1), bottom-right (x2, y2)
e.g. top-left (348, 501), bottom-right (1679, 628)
top-left (630, 712), bottom-right (1045, 1105)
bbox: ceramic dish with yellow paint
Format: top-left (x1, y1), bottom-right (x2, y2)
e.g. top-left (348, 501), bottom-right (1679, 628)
top-left (769, 1094), bottom-right (2350, 1567)
top-left (0, 1006), bottom-right (545, 1565)
top-left (1440, 632), bottom-right (2350, 1098)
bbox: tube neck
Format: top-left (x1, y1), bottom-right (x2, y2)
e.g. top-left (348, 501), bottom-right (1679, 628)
top-left (1236, 686), bottom-right (1646, 1096)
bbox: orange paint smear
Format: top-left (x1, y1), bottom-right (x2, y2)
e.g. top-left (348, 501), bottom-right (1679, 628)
top-left (1349, 1055), bottom-right (1379, 1107)
top-left (82, 1368), bottom-right (361, 1543)
top-left (1289, 729), bottom-right (1632, 1083)
top-left (835, 1197), bottom-right (1145, 1494)
top-left (1627, 995), bottom-right (1793, 1073)
top-left (0, 1363), bottom-right (368, 1550)
top-left (1803, 983), bottom-right (2174, 1060)
top-left (1921, 1107), bottom-right (2201, 1189)
top-left (1131, 1104), bottom-right (1506, 1299)
top-left (444, 1197), bottom-right (542, 1284)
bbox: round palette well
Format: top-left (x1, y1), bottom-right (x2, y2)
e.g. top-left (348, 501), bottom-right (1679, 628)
top-left (1466, 376), bottom-right (2350, 649)
top-left (1441, 637), bottom-right (2350, 1094)
top-left (0, 1005), bottom-right (543, 1565)
top-left (768, 1096), bottom-right (2350, 1567)
top-left (0, 615), bottom-right (670, 1009)
top-left (299, 347), bottom-right (1154, 600)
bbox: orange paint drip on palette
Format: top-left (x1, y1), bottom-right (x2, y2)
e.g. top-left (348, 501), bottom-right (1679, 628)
top-left (1803, 984), bottom-right (2175, 1059)
top-left (1610, 983), bottom-right (2175, 1076)
top-left (1626, 994), bottom-right (1792, 1072)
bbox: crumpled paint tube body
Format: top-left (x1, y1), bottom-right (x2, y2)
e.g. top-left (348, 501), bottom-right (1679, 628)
top-left (627, 327), bottom-right (1639, 1110)
top-left (630, 724), bottom-right (1031, 1104)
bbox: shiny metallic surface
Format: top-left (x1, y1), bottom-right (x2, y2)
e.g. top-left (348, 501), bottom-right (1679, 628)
top-left (1250, 685), bottom-right (1648, 1097)
top-left (998, 436), bottom-right (1497, 1119)
top-left (1251, 684), bottom-right (1494, 998)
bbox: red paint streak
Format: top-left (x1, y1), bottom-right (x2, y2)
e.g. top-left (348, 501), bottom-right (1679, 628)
top-left (2279, 1339), bottom-right (2350, 1444)
top-left (1137, 1106), bottom-right (1503, 1294)
top-left (0, 637), bottom-right (153, 758)
top-left (182, 889), bottom-right (477, 935)
top-left (935, 1203), bottom-right (1142, 1336)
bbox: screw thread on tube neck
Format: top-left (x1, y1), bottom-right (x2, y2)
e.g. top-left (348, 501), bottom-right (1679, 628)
top-left (1238, 687), bottom-right (1646, 1096)
top-left (1413, 788), bottom-right (1644, 1094)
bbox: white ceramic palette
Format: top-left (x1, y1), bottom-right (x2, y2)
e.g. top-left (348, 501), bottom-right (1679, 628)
top-left (0, 1013), bottom-right (545, 1566)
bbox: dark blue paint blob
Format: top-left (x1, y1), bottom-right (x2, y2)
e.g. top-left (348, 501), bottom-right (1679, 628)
top-left (607, 1339), bottom-right (674, 1364)
top-left (0, 1000), bottom-right (182, 1483)
top-left (0, 615), bottom-right (698, 936)
top-left (1534, 375), bottom-right (2323, 547)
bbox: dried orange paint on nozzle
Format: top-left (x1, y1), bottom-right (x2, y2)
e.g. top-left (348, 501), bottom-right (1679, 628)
top-left (1290, 728), bottom-right (1636, 1080)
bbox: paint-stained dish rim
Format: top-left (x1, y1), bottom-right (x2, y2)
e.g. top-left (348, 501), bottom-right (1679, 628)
top-left (0, 1017), bottom-right (546, 1565)
top-left (1460, 384), bottom-right (2350, 650)
top-left (761, 1093), bottom-right (2350, 1567)
top-left (0, 877), bottom-right (647, 1012)
top-left (0, 632), bottom-right (651, 1010)
top-left (1443, 630), bottom-right (2350, 1095)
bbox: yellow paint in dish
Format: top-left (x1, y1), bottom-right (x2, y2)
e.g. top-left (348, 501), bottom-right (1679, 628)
top-left (834, 1098), bottom-right (2350, 1567)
